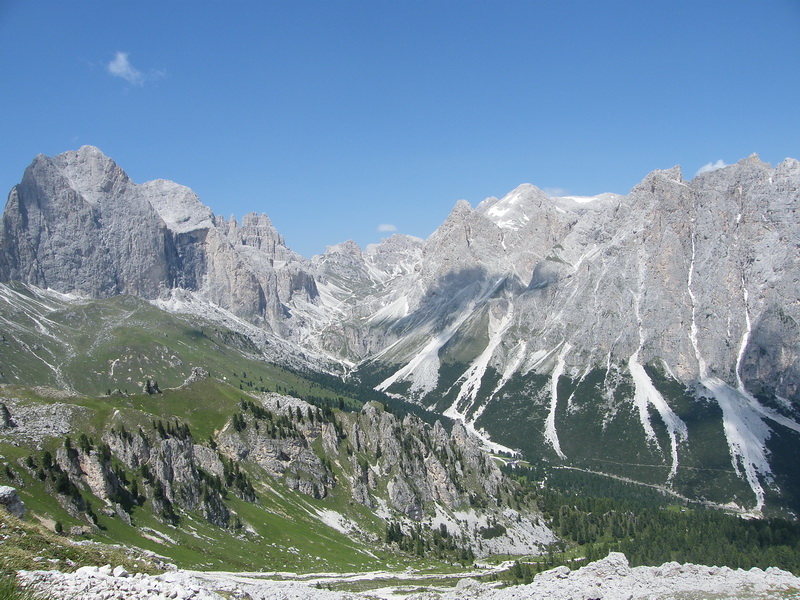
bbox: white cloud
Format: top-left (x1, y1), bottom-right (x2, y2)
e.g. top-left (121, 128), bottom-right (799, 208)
top-left (695, 159), bottom-right (727, 177)
top-left (543, 187), bottom-right (568, 197)
top-left (377, 224), bottom-right (398, 233)
top-left (107, 51), bottom-right (145, 85)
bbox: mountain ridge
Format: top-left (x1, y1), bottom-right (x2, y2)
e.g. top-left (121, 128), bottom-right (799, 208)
top-left (2, 146), bottom-right (799, 515)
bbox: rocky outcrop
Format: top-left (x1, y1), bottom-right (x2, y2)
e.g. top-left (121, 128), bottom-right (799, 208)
top-left (101, 424), bottom-right (233, 527)
top-left (0, 485), bottom-right (25, 517)
top-left (216, 394), bottom-right (336, 499)
top-left (181, 367), bottom-right (209, 387)
top-left (0, 397), bottom-right (82, 444)
top-left (19, 565), bottom-right (226, 600)
top-left (0, 402), bottom-right (13, 428)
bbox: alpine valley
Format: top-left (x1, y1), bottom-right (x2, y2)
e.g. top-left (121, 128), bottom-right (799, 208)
top-left (1, 147), bottom-right (800, 593)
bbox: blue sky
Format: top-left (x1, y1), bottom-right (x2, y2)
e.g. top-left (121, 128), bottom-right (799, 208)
top-left (1, 1), bottom-right (798, 257)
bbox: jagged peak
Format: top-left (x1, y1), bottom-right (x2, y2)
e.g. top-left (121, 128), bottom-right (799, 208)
top-left (427, 200), bottom-right (476, 241)
top-left (76, 144), bottom-right (107, 157)
top-left (777, 156), bottom-right (800, 176)
top-left (51, 145), bottom-right (119, 170)
top-left (476, 183), bottom-right (550, 230)
top-left (653, 165), bottom-right (683, 183)
top-left (364, 233), bottom-right (424, 255)
top-left (740, 152), bottom-right (764, 164)
top-left (629, 165), bottom-right (686, 198)
top-left (140, 179), bottom-right (214, 234)
top-left (324, 239), bottom-right (362, 257)
top-left (240, 212), bottom-right (275, 227)
top-left (25, 146), bottom-right (131, 207)
top-left (451, 198), bottom-right (474, 214)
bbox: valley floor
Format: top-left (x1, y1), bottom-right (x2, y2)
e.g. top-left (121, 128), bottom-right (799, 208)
top-left (17, 552), bottom-right (800, 600)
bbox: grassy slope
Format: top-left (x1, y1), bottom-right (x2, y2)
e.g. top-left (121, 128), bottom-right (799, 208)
top-left (0, 284), bottom-right (357, 405)
top-left (1, 376), bottom-right (395, 572)
top-left (1, 371), bottom-right (487, 574)
top-left (0, 510), bottom-right (160, 575)
top-left (0, 285), bottom-right (486, 572)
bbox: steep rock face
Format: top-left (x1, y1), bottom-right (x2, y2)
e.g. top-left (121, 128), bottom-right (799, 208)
top-left (216, 394), bottom-right (337, 499)
top-left (104, 425), bottom-right (232, 527)
top-left (348, 402), bottom-right (503, 516)
top-left (0, 147), bottom-right (170, 297)
top-left (360, 158), bottom-right (798, 402)
top-left (0, 147), bottom-right (318, 333)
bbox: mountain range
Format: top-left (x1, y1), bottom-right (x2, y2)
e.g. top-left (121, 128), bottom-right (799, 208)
top-left (2, 145), bottom-right (799, 517)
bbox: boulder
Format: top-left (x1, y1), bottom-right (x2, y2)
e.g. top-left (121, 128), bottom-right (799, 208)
top-left (0, 485), bottom-right (25, 517)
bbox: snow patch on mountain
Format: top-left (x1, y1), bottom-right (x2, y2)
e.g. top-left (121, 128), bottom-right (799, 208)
top-left (376, 279), bottom-right (506, 397)
top-left (628, 291), bottom-right (688, 480)
top-left (375, 327), bottom-right (446, 397)
top-left (545, 343), bottom-right (570, 460)
top-left (478, 184), bottom-right (545, 230)
top-left (551, 192), bottom-right (621, 204)
top-left (445, 303), bottom-right (514, 420)
top-left (628, 351), bottom-right (688, 480)
top-left (702, 376), bottom-right (772, 512)
top-left (151, 288), bottom-right (341, 371)
top-left (367, 295), bottom-right (409, 324)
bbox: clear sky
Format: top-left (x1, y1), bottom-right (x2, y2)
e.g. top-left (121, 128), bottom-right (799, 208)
top-left (1, 1), bottom-right (798, 257)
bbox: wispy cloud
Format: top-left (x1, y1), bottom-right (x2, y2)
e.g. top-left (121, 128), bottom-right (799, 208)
top-left (107, 52), bottom-right (144, 85)
top-left (695, 159), bottom-right (727, 177)
top-left (377, 224), bottom-right (398, 233)
top-left (107, 51), bottom-right (164, 86)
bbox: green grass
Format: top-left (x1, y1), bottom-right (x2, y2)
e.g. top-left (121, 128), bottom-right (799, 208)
top-left (0, 376), bottom-right (472, 575)
top-left (1, 438), bottom-right (404, 573)
top-left (0, 511), bottom-right (159, 575)
top-left (0, 289), bottom-right (364, 409)
top-left (0, 573), bottom-right (46, 600)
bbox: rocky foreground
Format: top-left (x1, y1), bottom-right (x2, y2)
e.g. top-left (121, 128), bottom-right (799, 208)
top-left (18, 553), bottom-right (800, 600)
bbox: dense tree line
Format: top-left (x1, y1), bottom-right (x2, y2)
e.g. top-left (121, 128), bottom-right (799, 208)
top-left (504, 464), bottom-right (800, 575)
top-left (384, 521), bottom-right (475, 564)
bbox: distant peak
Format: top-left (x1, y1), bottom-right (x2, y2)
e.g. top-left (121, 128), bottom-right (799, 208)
top-left (325, 240), bottom-right (362, 256)
top-left (477, 184), bottom-right (548, 230)
top-left (452, 199), bottom-right (473, 213)
top-left (241, 212), bottom-right (274, 227)
top-left (51, 145), bottom-right (118, 170)
top-left (739, 153), bottom-right (767, 167)
top-left (77, 145), bottom-right (106, 156)
top-left (140, 179), bottom-right (214, 234)
top-left (657, 165), bottom-right (683, 182)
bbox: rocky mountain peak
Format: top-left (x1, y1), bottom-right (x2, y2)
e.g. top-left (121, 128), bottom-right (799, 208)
top-left (324, 240), bottom-right (363, 258)
top-left (235, 212), bottom-right (287, 252)
top-left (45, 145), bottom-right (131, 205)
top-left (141, 179), bottom-right (214, 234)
top-left (477, 183), bottom-right (550, 231)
